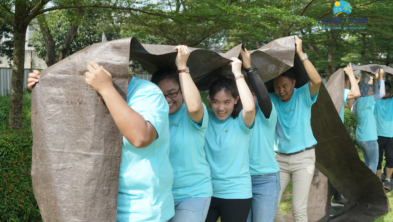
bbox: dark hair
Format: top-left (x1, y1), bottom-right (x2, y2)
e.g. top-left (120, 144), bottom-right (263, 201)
top-left (151, 69), bottom-right (180, 88)
top-left (279, 68), bottom-right (296, 81)
top-left (209, 77), bottom-right (242, 118)
top-left (386, 82), bottom-right (391, 90)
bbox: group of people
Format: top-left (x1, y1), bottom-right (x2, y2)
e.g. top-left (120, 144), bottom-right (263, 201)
top-left (26, 35), bottom-right (391, 222)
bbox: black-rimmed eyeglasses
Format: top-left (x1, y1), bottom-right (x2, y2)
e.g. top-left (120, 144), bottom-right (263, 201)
top-left (164, 89), bottom-right (181, 98)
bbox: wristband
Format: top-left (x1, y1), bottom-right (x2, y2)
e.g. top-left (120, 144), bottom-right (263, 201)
top-left (245, 65), bottom-right (255, 73)
top-left (177, 67), bottom-right (190, 74)
top-left (235, 75), bottom-right (244, 80)
top-left (300, 53), bottom-right (308, 62)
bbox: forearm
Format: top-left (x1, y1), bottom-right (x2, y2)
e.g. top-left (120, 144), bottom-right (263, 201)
top-left (299, 52), bottom-right (321, 96)
top-left (236, 78), bottom-right (255, 113)
top-left (179, 72), bottom-right (204, 122)
top-left (374, 80), bottom-right (385, 101)
top-left (248, 70), bottom-right (272, 118)
top-left (347, 75), bottom-right (361, 99)
top-left (100, 86), bottom-right (155, 148)
top-left (345, 99), bottom-right (355, 109)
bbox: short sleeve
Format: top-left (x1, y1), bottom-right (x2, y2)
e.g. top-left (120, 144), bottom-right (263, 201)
top-left (298, 83), bottom-right (319, 107)
top-left (343, 89), bottom-right (350, 103)
top-left (237, 110), bottom-right (253, 134)
top-left (187, 103), bottom-right (209, 131)
top-left (129, 87), bottom-right (169, 139)
top-left (259, 103), bottom-right (278, 129)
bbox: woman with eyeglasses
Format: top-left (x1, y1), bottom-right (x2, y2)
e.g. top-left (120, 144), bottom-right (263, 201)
top-left (204, 58), bottom-right (256, 222)
top-left (151, 45), bottom-right (212, 222)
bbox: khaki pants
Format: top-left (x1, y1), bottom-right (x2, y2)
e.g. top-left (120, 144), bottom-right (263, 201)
top-left (273, 149), bottom-right (316, 222)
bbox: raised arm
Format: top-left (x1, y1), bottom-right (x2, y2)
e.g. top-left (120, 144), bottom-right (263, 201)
top-left (240, 48), bottom-right (272, 118)
top-left (231, 58), bottom-right (255, 127)
top-left (344, 64), bottom-right (361, 100)
top-left (374, 69), bottom-right (385, 101)
top-left (176, 45), bottom-right (204, 123)
top-left (85, 62), bottom-right (157, 148)
top-left (295, 36), bottom-right (321, 97)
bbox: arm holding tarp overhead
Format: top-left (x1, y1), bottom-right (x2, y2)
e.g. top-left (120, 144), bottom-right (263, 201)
top-left (345, 75), bottom-right (360, 109)
top-left (373, 69), bottom-right (385, 101)
top-left (295, 36), bottom-right (321, 97)
top-left (240, 48), bottom-right (272, 119)
top-left (344, 64), bottom-right (361, 108)
top-left (85, 62), bottom-right (157, 148)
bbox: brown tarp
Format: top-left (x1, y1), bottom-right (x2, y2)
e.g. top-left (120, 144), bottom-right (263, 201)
top-left (31, 36), bottom-right (389, 221)
top-left (353, 64), bottom-right (393, 76)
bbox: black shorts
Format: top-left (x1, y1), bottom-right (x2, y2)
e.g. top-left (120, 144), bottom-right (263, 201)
top-left (205, 197), bottom-right (252, 222)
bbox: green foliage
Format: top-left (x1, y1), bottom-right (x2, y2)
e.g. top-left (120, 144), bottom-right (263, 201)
top-left (0, 20), bottom-right (13, 65)
top-left (0, 129), bottom-right (41, 221)
top-left (0, 91), bottom-right (32, 130)
top-left (344, 108), bottom-right (359, 150)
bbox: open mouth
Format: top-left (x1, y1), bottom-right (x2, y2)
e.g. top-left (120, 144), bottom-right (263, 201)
top-left (217, 111), bottom-right (227, 117)
top-left (168, 102), bottom-right (174, 109)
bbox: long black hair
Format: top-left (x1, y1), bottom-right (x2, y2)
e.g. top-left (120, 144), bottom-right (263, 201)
top-left (151, 69), bottom-right (180, 88)
top-left (209, 77), bottom-right (242, 118)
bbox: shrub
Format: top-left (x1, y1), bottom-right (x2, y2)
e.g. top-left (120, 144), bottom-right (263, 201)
top-left (344, 107), bottom-right (359, 150)
top-left (0, 91), bottom-right (32, 130)
top-left (0, 129), bottom-right (42, 221)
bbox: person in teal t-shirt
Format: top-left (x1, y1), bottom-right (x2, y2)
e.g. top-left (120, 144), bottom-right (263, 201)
top-left (329, 64), bottom-right (360, 206)
top-left (271, 36), bottom-right (322, 222)
top-left (28, 64), bottom-right (175, 222)
top-left (240, 49), bottom-right (280, 222)
top-left (353, 70), bottom-right (385, 174)
top-left (204, 58), bottom-right (256, 222)
top-left (151, 45), bottom-right (212, 222)
top-left (375, 81), bottom-right (393, 190)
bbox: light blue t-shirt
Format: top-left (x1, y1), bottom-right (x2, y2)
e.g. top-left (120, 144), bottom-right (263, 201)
top-left (356, 96), bottom-right (378, 141)
top-left (204, 110), bottom-right (253, 199)
top-left (340, 89), bottom-right (350, 122)
top-left (169, 103), bottom-right (212, 203)
top-left (249, 104), bottom-right (279, 175)
top-left (374, 97), bottom-right (393, 138)
top-left (117, 77), bottom-right (174, 222)
top-left (269, 83), bottom-right (319, 154)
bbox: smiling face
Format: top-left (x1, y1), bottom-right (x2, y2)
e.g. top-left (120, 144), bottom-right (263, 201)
top-left (211, 89), bottom-right (239, 120)
top-left (274, 75), bottom-right (296, 102)
top-left (157, 78), bottom-right (183, 114)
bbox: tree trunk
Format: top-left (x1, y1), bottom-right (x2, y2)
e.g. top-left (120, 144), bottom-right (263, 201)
top-left (326, 30), bottom-right (335, 81)
top-left (38, 15), bottom-right (56, 67)
top-left (8, 22), bottom-right (28, 129)
top-left (58, 9), bottom-right (84, 61)
top-left (360, 34), bottom-right (366, 83)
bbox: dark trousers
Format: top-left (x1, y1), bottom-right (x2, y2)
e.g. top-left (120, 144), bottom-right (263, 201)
top-left (205, 197), bottom-right (252, 222)
top-left (377, 136), bottom-right (393, 170)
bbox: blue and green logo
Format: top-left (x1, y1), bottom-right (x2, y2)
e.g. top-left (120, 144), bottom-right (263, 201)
top-left (333, 1), bottom-right (352, 15)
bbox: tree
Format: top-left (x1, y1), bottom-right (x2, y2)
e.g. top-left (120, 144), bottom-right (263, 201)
top-left (0, 20), bottom-right (13, 65)
top-left (30, 8), bottom-right (122, 67)
top-left (0, 0), bottom-right (168, 129)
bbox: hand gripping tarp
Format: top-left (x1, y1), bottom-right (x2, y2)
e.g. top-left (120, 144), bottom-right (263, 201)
top-left (31, 36), bottom-right (389, 222)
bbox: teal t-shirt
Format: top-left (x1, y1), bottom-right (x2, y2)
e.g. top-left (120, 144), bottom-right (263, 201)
top-left (340, 89), bottom-right (350, 122)
top-left (204, 110), bottom-right (253, 199)
top-left (169, 103), bottom-right (212, 203)
top-left (117, 77), bottom-right (174, 222)
top-left (269, 83), bottom-right (319, 154)
top-left (249, 104), bottom-right (279, 175)
top-left (356, 96), bottom-right (378, 141)
top-left (374, 97), bottom-right (393, 138)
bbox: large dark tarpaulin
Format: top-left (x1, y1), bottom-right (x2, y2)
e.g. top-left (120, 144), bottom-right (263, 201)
top-left (353, 64), bottom-right (393, 76)
top-left (31, 38), bottom-right (130, 221)
top-left (31, 36), bottom-right (389, 221)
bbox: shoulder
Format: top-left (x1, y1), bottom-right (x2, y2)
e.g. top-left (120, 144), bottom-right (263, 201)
top-left (130, 77), bottom-right (163, 95)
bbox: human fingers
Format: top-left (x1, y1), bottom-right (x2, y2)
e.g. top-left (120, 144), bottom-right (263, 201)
top-left (27, 82), bottom-right (36, 90)
top-left (89, 61), bottom-right (101, 70)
